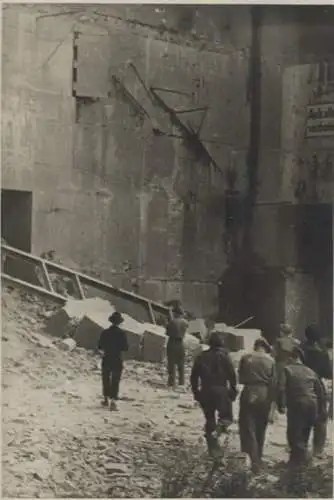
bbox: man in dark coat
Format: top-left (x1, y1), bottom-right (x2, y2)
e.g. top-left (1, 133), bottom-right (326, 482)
top-left (300, 324), bottom-right (332, 457)
top-left (166, 306), bottom-right (189, 388)
top-left (238, 337), bottom-right (275, 473)
top-left (277, 346), bottom-right (325, 466)
top-left (97, 311), bottom-right (128, 411)
top-left (190, 332), bottom-right (238, 456)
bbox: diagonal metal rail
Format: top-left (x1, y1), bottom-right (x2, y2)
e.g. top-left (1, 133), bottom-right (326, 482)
top-left (1, 244), bottom-right (171, 324)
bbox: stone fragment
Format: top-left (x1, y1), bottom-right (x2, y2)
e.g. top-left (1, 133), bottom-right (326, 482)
top-left (104, 462), bottom-right (130, 475)
top-left (56, 337), bottom-right (77, 352)
top-left (27, 458), bottom-right (52, 480)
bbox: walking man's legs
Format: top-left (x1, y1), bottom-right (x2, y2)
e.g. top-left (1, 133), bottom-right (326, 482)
top-left (313, 417), bottom-right (327, 457)
top-left (110, 364), bottom-right (123, 400)
top-left (177, 347), bottom-right (185, 386)
top-left (167, 354), bottom-right (176, 387)
top-left (203, 405), bottom-right (219, 456)
top-left (239, 397), bottom-right (260, 472)
top-left (287, 405), bottom-right (315, 465)
top-left (101, 359), bottom-right (112, 406)
top-left (255, 403), bottom-right (271, 462)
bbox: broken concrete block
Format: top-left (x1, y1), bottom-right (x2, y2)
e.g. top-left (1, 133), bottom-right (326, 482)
top-left (57, 338), bottom-right (77, 352)
top-left (184, 333), bottom-right (201, 358)
top-left (187, 318), bottom-right (208, 342)
top-left (224, 327), bottom-right (262, 352)
top-left (73, 311), bottom-right (145, 360)
top-left (121, 314), bottom-right (145, 361)
top-left (142, 323), bottom-right (166, 363)
top-left (73, 312), bottom-right (109, 351)
top-left (212, 324), bottom-right (262, 352)
top-left (46, 298), bottom-right (115, 338)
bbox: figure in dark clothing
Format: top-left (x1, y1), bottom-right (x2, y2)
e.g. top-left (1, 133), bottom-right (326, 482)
top-left (166, 306), bottom-right (188, 387)
top-left (277, 346), bottom-right (325, 466)
top-left (190, 332), bottom-right (238, 456)
top-left (269, 323), bottom-right (300, 422)
top-left (238, 337), bottom-right (275, 473)
top-left (301, 324), bottom-right (332, 457)
top-left (97, 311), bottom-right (128, 411)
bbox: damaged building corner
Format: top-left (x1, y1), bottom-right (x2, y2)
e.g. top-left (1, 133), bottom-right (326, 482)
top-left (2, 3), bottom-right (333, 339)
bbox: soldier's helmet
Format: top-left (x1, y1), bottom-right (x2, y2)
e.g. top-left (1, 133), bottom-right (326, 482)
top-left (254, 337), bottom-right (272, 354)
top-left (208, 331), bottom-right (224, 348)
top-left (280, 323), bottom-right (292, 335)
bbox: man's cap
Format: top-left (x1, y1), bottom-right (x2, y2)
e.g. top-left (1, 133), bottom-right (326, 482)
top-left (172, 305), bottom-right (185, 316)
top-left (305, 324), bottom-right (321, 342)
top-left (108, 311), bottom-right (124, 324)
top-left (254, 337), bottom-right (272, 354)
top-left (280, 323), bottom-right (292, 335)
top-left (208, 331), bottom-right (224, 348)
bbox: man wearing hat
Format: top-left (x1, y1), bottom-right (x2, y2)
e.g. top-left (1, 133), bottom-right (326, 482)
top-left (190, 331), bottom-right (238, 456)
top-left (277, 345), bottom-right (325, 465)
top-left (301, 324), bottom-right (332, 457)
top-left (165, 305), bottom-right (189, 388)
top-left (238, 337), bottom-right (275, 473)
top-left (97, 311), bottom-right (128, 410)
top-left (269, 323), bottom-right (300, 422)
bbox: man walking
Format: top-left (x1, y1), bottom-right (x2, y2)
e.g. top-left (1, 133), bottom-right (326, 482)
top-left (238, 337), bottom-right (275, 473)
top-left (97, 311), bottom-right (128, 411)
top-left (190, 332), bottom-right (238, 456)
top-left (269, 323), bottom-right (300, 422)
top-left (166, 305), bottom-right (188, 388)
top-left (277, 346), bottom-right (325, 466)
top-left (301, 324), bottom-right (332, 457)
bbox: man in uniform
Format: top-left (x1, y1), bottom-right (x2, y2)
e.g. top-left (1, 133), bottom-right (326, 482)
top-left (269, 323), bottom-right (300, 422)
top-left (166, 305), bottom-right (189, 388)
top-left (277, 346), bottom-right (325, 466)
top-left (238, 337), bottom-right (275, 473)
top-left (301, 324), bottom-right (332, 457)
top-left (97, 311), bottom-right (128, 411)
top-left (190, 331), bottom-right (238, 456)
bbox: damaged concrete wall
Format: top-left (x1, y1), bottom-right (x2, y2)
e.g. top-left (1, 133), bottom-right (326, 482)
top-left (2, 4), bottom-right (252, 317)
top-left (253, 10), bottom-right (334, 267)
top-left (251, 8), bottom-right (334, 336)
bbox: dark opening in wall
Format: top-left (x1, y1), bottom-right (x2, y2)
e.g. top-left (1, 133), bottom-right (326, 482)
top-left (1, 189), bottom-right (36, 282)
top-left (298, 203), bottom-right (332, 273)
top-left (1, 189), bottom-right (32, 252)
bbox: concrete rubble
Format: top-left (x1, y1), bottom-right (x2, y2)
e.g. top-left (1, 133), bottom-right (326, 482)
top-left (45, 295), bottom-right (262, 365)
top-left (213, 323), bottom-right (262, 352)
top-left (2, 284), bottom-right (333, 498)
top-left (187, 318), bottom-right (208, 342)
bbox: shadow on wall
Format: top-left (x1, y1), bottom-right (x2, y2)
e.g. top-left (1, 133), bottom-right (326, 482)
top-left (217, 252), bottom-right (285, 343)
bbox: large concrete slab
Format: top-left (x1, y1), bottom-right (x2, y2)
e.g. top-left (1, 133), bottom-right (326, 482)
top-left (142, 323), bottom-right (167, 363)
top-left (187, 318), bottom-right (208, 342)
top-left (212, 324), bottom-right (262, 352)
top-left (45, 298), bottom-right (115, 338)
top-left (73, 311), bottom-right (145, 360)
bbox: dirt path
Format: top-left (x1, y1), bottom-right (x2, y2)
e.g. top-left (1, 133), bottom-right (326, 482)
top-left (2, 287), bottom-right (333, 498)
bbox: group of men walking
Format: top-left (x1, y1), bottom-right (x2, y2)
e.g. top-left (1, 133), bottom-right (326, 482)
top-left (191, 321), bottom-right (332, 472)
top-left (96, 305), bottom-right (332, 473)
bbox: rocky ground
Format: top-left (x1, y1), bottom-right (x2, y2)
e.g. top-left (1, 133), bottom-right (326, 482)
top-left (2, 285), bottom-right (333, 498)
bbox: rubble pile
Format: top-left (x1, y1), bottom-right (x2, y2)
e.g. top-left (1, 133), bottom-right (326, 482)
top-left (2, 284), bottom-right (333, 498)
